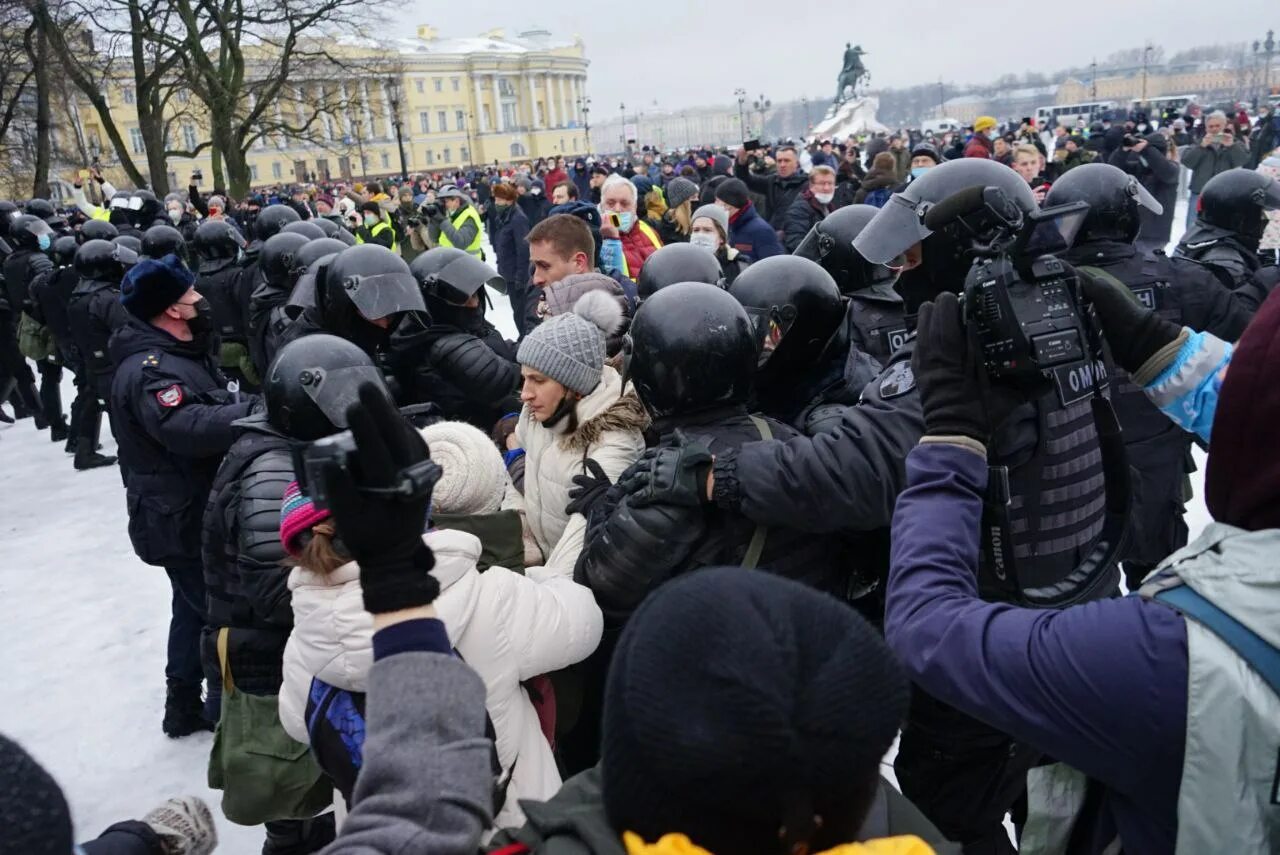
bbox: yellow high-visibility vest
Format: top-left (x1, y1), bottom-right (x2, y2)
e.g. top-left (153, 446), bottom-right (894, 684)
top-left (438, 205), bottom-right (484, 258)
top-left (355, 216), bottom-right (398, 253)
top-left (618, 220), bottom-right (663, 279)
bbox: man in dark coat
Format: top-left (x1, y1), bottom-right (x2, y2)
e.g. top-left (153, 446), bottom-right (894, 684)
top-left (1109, 133), bottom-right (1181, 255)
top-left (733, 144), bottom-right (808, 235)
top-left (783, 166), bottom-right (839, 252)
top-left (109, 255), bottom-right (257, 737)
top-left (489, 182), bottom-right (532, 336)
top-left (715, 179), bottom-right (784, 262)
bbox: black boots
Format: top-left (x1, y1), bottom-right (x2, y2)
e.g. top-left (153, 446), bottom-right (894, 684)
top-left (162, 684), bottom-right (214, 738)
top-left (74, 448), bottom-right (117, 470)
top-left (262, 815), bottom-right (336, 855)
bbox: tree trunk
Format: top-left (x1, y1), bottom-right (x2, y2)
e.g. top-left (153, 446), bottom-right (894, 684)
top-left (211, 145), bottom-right (225, 195)
top-left (30, 19), bottom-right (51, 198)
top-left (224, 142), bottom-right (251, 200)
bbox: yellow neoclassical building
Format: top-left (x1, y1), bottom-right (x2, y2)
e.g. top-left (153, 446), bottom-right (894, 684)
top-left (75, 25), bottom-right (589, 191)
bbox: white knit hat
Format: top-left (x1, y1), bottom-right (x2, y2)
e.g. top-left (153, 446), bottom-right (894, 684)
top-left (418, 421), bottom-right (508, 515)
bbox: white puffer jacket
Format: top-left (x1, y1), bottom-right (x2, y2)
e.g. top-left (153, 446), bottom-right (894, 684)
top-left (279, 528), bottom-right (603, 829)
top-left (505, 365), bottom-right (648, 574)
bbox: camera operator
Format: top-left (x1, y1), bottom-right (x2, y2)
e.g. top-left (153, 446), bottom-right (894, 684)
top-left (883, 278), bottom-right (1279, 854)
top-left (615, 159), bottom-right (1122, 850)
top-left (1179, 110), bottom-right (1250, 229)
top-left (425, 186), bottom-right (486, 260)
top-left (1108, 133), bottom-right (1180, 254)
top-left (1046, 163), bottom-right (1255, 591)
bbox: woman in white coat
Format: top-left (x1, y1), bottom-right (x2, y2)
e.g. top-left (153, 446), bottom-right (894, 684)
top-left (277, 420), bottom-right (604, 830)
top-left (506, 290), bottom-right (649, 574)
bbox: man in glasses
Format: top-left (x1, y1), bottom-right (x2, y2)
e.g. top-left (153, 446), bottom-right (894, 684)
top-left (109, 254), bottom-right (259, 738)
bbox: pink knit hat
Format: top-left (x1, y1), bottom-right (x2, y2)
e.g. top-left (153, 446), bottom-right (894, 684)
top-left (280, 480), bottom-right (331, 558)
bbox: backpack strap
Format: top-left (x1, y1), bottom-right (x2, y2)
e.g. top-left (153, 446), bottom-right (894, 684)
top-left (1153, 584), bottom-right (1280, 697)
top-left (741, 416), bottom-right (774, 570)
top-left (216, 626), bottom-right (235, 695)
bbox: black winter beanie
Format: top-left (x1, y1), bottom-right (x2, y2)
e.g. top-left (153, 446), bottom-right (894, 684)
top-left (714, 178), bottom-right (751, 211)
top-left (602, 568), bottom-right (908, 853)
top-left (0, 734), bottom-right (73, 855)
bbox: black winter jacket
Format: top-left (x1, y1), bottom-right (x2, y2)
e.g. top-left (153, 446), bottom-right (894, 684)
top-left (733, 160), bottom-right (809, 230)
top-left (1174, 222), bottom-right (1260, 287)
top-left (67, 277), bottom-right (131, 395)
top-left (3, 248), bottom-right (52, 315)
top-left (1108, 143), bottom-right (1180, 246)
top-left (108, 318), bottom-right (256, 566)
top-left (28, 264), bottom-right (79, 361)
top-left (490, 204), bottom-right (531, 291)
top-left (783, 189), bottom-right (834, 253)
top-left (200, 416), bottom-right (296, 694)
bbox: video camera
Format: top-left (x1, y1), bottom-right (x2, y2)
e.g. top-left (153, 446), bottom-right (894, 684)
top-left (923, 187), bottom-right (1097, 403)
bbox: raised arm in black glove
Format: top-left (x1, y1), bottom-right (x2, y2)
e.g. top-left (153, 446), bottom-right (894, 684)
top-left (912, 292), bottom-right (1027, 448)
top-left (319, 382), bottom-right (442, 614)
top-left (565, 458), bottom-right (613, 518)
top-left (1078, 268), bottom-right (1185, 381)
top-left (617, 429), bottom-right (713, 508)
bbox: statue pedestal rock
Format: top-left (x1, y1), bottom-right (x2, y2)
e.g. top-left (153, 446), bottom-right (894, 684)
top-left (808, 42), bottom-right (885, 141)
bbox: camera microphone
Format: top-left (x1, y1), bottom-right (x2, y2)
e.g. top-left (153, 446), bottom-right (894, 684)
top-left (923, 185), bottom-right (990, 231)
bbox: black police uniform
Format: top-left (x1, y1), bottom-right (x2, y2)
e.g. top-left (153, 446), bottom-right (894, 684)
top-left (845, 283), bottom-right (908, 366)
top-left (195, 258), bottom-right (254, 388)
top-left (67, 276), bottom-right (131, 400)
top-left (1065, 239), bottom-right (1253, 588)
top-left (1175, 221), bottom-right (1261, 287)
top-left (108, 316), bottom-right (255, 707)
top-left (4, 247), bottom-right (61, 429)
top-left (28, 260), bottom-right (95, 453)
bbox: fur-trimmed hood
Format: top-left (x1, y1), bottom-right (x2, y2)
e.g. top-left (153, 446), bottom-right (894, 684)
top-left (562, 387), bottom-right (650, 452)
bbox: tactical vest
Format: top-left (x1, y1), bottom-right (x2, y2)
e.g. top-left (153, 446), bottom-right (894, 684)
top-left (197, 263), bottom-right (248, 343)
top-left (437, 206), bottom-right (482, 257)
top-left (845, 287), bottom-right (907, 365)
top-left (1138, 524), bottom-right (1280, 854)
top-left (1177, 226), bottom-right (1260, 285)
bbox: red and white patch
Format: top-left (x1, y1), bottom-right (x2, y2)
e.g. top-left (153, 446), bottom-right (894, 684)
top-left (155, 384), bottom-right (184, 408)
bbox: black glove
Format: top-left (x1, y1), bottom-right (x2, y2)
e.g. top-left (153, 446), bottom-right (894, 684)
top-left (617, 430), bottom-right (713, 508)
top-left (319, 382), bottom-right (441, 614)
top-left (913, 292), bottom-right (1024, 443)
top-left (1079, 268), bottom-right (1182, 374)
top-left (566, 458), bottom-right (612, 518)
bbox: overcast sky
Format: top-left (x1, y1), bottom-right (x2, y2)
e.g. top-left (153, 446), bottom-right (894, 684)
top-left (408, 0), bottom-right (1272, 112)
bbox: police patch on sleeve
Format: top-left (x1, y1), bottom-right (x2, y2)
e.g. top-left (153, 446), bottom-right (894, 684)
top-left (878, 361), bottom-right (916, 399)
top-left (156, 384), bottom-right (184, 408)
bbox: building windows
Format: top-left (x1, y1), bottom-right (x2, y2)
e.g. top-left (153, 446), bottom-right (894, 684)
top-left (271, 162), bottom-right (282, 179)
top-left (251, 164), bottom-right (259, 181)
top-left (460, 146), bottom-right (469, 163)
top-left (437, 111), bottom-right (447, 132)
top-left (182, 124), bottom-right (198, 151)
top-left (434, 78), bottom-right (443, 92)
top-left (537, 102), bottom-right (545, 126)
top-left (483, 105), bottom-right (492, 129)
top-left (456, 110), bottom-right (465, 131)
top-left (502, 103), bottom-right (516, 128)
top-left (415, 79), bottom-right (424, 94)
top-left (176, 90), bottom-right (189, 104)
top-left (426, 149), bottom-right (434, 165)
top-left (128, 127), bottom-right (145, 154)
top-left (510, 142), bottom-right (526, 157)
top-left (381, 151), bottom-right (390, 169)
top-left (443, 147), bottom-right (451, 163)
top-left (122, 86), bottom-right (135, 104)
top-left (451, 77), bottom-right (460, 91)
top-left (419, 112), bottom-right (429, 134)
top-left (573, 137), bottom-right (579, 152)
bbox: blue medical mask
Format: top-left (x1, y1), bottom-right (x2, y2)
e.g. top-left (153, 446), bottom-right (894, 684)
top-left (616, 211), bottom-right (635, 233)
top-left (37, 233), bottom-right (51, 251)
top-left (910, 166), bottom-right (931, 179)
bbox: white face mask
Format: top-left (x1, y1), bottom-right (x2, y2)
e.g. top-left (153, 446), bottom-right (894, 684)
top-left (814, 192), bottom-right (835, 205)
top-left (987, 129), bottom-right (999, 141)
top-left (168, 208), bottom-right (182, 224)
top-left (689, 232), bottom-right (719, 251)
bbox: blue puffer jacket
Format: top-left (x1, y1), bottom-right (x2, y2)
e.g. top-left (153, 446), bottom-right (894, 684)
top-left (727, 202), bottom-right (784, 262)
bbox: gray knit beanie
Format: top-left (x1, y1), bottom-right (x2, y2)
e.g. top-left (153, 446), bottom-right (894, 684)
top-left (517, 290), bottom-right (623, 394)
top-left (664, 177), bottom-right (699, 210)
top-left (692, 204), bottom-right (729, 240)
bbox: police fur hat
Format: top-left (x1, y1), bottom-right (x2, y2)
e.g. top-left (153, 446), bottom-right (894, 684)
top-left (119, 254), bottom-right (196, 320)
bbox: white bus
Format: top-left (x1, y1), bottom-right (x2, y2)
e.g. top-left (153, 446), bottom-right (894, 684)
top-left (1035, 101), bottom-right (1116, 128)
top-left (1133, 94), bottom-right (1200, 117)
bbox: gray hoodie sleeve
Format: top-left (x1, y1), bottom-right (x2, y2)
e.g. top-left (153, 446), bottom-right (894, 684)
top-left (322, 652), bottom-right (494, 855)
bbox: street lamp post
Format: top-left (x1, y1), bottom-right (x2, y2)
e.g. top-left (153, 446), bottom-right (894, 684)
top-left (577, 95), bottom-right (592, 155)
top-left (753, 93), bottom-right (771, 139)
top-left (734, 88), bottom-right (747, 138)
top-left (801, 96), bottom-right (810, 134)
top-left (1141, 43), bottom-right (1153, 103)
top-left (619, 101), bottom-right (626, 153)
top-left (937, 79), bottom-right (944, 119)
top-left (465, 111), bottom-right (475, 169)
top-left (1266, 30), bottom-right (1276, 105)
top-left (683, 111), bottom-right (691, 148)
top-left (386, 76), bottom-right (409, 178)
top-left (1090, 59), bottom-right (1097, 99)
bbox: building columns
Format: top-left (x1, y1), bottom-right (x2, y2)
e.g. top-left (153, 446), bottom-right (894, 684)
top-left (474, 77), bottom-right (488, 133)
top-left (527, 70), bottom-right (539, 129)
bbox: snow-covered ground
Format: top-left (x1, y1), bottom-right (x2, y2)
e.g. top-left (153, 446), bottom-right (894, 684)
top-left (0, 204), bottom-right (1204, 849)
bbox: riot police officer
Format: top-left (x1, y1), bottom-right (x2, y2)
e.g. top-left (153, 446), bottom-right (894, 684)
top-left (193, 219), bottom-right (253, 389)
top-left (247, 231), bottom-right (309, 379)
top-left (3, 214), bottom-right (57, 432)
top-left (729, 255), bottom-right (881, 435)
top-left (617, 158), bottom-right (1124, 852)
top-left (109, 254), bottom-right (257, 737)
top-left (1175, 167), bottom-right (1280, 307)
top-left (1046, 163), bottom-right (1255, 589)
top-left (280, 219), bottom-right (326, 241)
top-left (67, 239), bottom-right (135, 430)
top-left (635, 242), bottom-right (723, 300)
top-left (395, 246), bottom-right (520, 428)
top-left (141, 224), bottom-right (190, 264)
top-left (200, 334), bottom-right (373, 853)
top-left (243, 204), bottom-right (302, 374)
top-left (793, 204), bottom-right (908, 366)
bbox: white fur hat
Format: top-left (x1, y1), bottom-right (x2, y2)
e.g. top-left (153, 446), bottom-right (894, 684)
top-left (419, 420), bottom-right (508, 516)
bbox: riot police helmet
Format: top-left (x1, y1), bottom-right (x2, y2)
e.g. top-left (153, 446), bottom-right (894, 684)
top-left (131, 189), bottom-right (161, 225)
top-left (636, 243), bottom-right (723, 300)
top-left (52, 235), bottom-right (80, 267)
top-left (794, 204), bottom-right (898, 295)
top-left (280, 220), bottom-right (326, 240)
top-left (261, 232), bottom-right (310, 288)
top-left (321, 244), bottom-right (424, 325)
top-left (1197, 168), bottom-right (1280, 244)
top-left (192, 219), bottom-right (246, 262)
top-left (311, 218), bottom-right (342, 240)
top-left (75, 238), bottom-right (138, 281)
top-left (264, 333), bottom-right (388, 442)
top-left (729, 255), bottom-right (845, 378)
top-left (80, 219), bottom-right (119, 243)
top-left (254, 204), bottom-right (302, 242)
top-left (141, 224), bottom-right (188, 263)
top-left (286, 238), bottom-right (349, 312)
top-left (112, 234), bottom-right (143, 254)
top-left (1042, 163), bottom-right (1161, 244)
top-left (409, 246), bottom-right (506, 307)
top-left (23, 199), bottom-right (57, 221)
top-left (627, 281), bottom-right (756, 420)
top-left (9, 214), bottom-right (54, 251)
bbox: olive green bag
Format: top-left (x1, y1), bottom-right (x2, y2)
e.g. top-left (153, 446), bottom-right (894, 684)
top-left (207, 628), bottom-right (331, 825)
top-left (18, 313), bottom-right (55, 363)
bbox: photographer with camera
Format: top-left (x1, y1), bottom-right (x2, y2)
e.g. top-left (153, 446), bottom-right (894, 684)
top-left (883, 278), bottom-right (1280, 854)
top-left (1046, 164), bottom-right (1254, 591)
top-left (1179, 110), bottom-right (1250, 229)
top-left (426, 186), bottom-right (486, 260)
top-left (614, 158), bottom-right (1125, 851)
top-left (1108, 131), bottom-right (1180, 254)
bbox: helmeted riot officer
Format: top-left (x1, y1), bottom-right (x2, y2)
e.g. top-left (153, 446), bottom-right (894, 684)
top-left (193, 219), bottom-right (254, 389)
top-left (1046, 163), bottom-right (1254, 589)
top-left (309, 217), bottom-right (353, 244)
top-left (3, 214), bottom-right (59, 432)
top-left (246, 231), bottom-right (309, 378)
top-left (794, 204), bottom-right (908, 366)
top-left (280, 220), bottom-right (326, 241)
top-left (616, 157), bottom-right (1124, 851)
top-left (67, 239), bottom-right (136, 468)
top-left (141, 224), bottom-right (190, 264)
top-left (242, 204), bottom-right (303, 372)
top-left (280, 237), bottom-right (350, 323)
top-left (1175, 168), bottom-right (1280, 307)
top-left (109, 255), bottom-right (258, 737)
top-left (279, 243), bottom-right (425, 368)
top-left (635, 242), bottom-right (723, 300)
top-left (729, 255), bottom-right (880, 435)
top-left (114, 234), bottom-right (143, 255)
top-left (80, 219), bottom-right (119, 243)
top-left (28, 236), bottom-right (114, 467)
top-left (391, 246), bottom-right (519, 428)
top-left (200, 333), bottom-right (372, 853)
